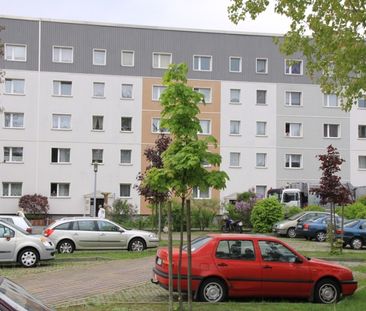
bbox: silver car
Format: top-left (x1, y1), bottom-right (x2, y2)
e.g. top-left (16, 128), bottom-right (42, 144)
top-left (43, 217), bottom-right (159, 253)
top-left (0, 220), bottom-right (55, 268)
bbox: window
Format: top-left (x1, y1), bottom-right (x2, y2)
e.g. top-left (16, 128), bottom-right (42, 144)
top-left (53, 81), bottom-right (72, 96)
top-left (93, 49), bottom-right (106, 65)
top-left (229, 89), bottom-right (241, 104)
top-left (216, 240), bottom-right (255, 260)
top-left (152, 85), bottom-right (166, 101)
top-left (152, 52), bottom-right (172, 69)
top-left (285, 122), bottom-right (302, 137)
top-left (5, 44), bottom-right (27, 61)
top-left (121, 117), bottom-right (132, 132)
top-left (324, 94), bottom-right (339, 107)
top-left (323, 124), bottom-right (340, 138)
top-left (199, 120), bottom-right (211, 135)
top-left (256, 90), bottom-right (267, 105)
top-left (285, 91), bottom-right (301, 106)
top-left (51, 148), bottom-right (70, 163)
top-left (152, 118), bottom-right (169, 133)
top-left (256, 186), bottom-right (267, 198)
top-left (2, 182), bottom-right (22, 197)
top-left (359, 125), bottom-right (366, 138)
top-left (120, 184), bottom-right (131, 197)
top-left (50, 183), bottom-right (70, 197)
top-left (121, 84), bottom-right (133, 99)
top-left (259, 240), bottom-right (298, 263)
top-left (5, 79), bottom-right (25, 95)
top-left (120, 149), bottom-right (132, 164)
top-left (229, 57), bottom-right (242, 72)
top-left (285, 154), bottom-right (302, 168)
top-left (4, 147), bottom-right (23, 162)
top-left (52, 46), bottom-right (73, 63)
top-left (4, 113), bottom-right (24, 128)
top-left (285, 59), bottom-right (303, 75)
top-left (256, 121), bottom-right (267, 136)
top-left (121, 50), bottom-right (134, 67)
top-left (92, 116), bottom-right (104, 131)
top-left (194, 88), bottom-right (212, 103)
top-left (230, 120), bottom-right (240, 135)
top-left (358, 96), bottom-right (366, 108)
top-left (359, 156), bottom-right (366, 169)
top-left (52, 114), bottom-right (71, 130)
top-left (93, 82), bottom-right (105, 97)
top-left (230, 152), bottom-right (241, 167)
top-left (256, 58), bottom-right (268, 74)
top-left (193, 186), bottom-right (210, 199)
top-left (256, 153), bottom-right (267, 168)
top-left (92, 149), bottom-right (103, 164)
top-left (193, 55), bottom-right (212, 71)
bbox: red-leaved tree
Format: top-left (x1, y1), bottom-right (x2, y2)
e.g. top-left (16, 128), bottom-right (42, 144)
top-left (19, 194), bottom-right (49, 215)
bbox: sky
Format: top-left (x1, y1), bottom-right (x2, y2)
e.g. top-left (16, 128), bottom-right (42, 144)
top-left (0, 0), bottom-right (290, 34)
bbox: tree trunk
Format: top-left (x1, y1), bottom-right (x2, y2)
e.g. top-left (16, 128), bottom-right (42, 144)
top-left (187, 199), bottom-right (192, 311)
top-left (158, 201), bottom-right (162, 241)
top-left (177, 197), bottom-right (185, 310)
top-left (168, 201), bottom-right (173, 311)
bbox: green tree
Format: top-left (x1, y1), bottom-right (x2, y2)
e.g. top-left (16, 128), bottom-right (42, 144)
top-left (143, 63), bottom-right (228, 310)
top-left (228, 0), bottom-right (366, 111)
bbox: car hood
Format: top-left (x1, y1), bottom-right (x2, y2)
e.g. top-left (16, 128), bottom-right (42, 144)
top-left (307, 257), bottom-right (351, 271)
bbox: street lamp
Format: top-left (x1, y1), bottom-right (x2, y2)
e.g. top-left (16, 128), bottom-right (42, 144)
top-left (92, 162), bottom-right (99, 217)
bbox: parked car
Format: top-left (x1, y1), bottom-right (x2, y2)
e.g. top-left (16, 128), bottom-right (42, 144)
top-left (0, 276), bottom-right (54, 310)
top-left (43, 217), bottom-right (159, 253)
top-left (272, 211), bottom-right (331, 238)
top-left (152, 234), bottom-right (357, 303)
top-left (0, 215), bottom-right (33, 233)
top-left (337, 219), bottom-right (366, 250)
top-left (0, 220), bottom-right (55, 268)
top-left (295, 215), bottom-right (344, 242)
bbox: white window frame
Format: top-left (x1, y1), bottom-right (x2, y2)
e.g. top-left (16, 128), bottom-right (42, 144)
top-left (52, 114), bottom-right (71, 130)
top-left (121, 50), bottom-right (135, 67)
top-left (358, 96), bottom-right (366, 108)
top-left (120, 149), bottom-right (132, 165)
top-left (256, 89), bottom-right (267, 105)
top-left (121, 84), bottom-right (134, 99)
top-left (285, 59), bottom-right (303, 75)
top-left (152, 118), bottom-right (169, 134)
top-left (52, 46), bottom-right (73, 63)
top-left (256, 153), bottom-right (267, 168)
top-left (285, 91), bottom-right (302, 106)
top-left (50, 183), bottom-right (70, 197)
top-left (229, 88), bottom-right (241, 104)
top-left (4, 147), bottom-right (23, 163)
top-left (92, 149), bottom-right (104, 164)
top-left (256, 121), bottom-right (267, 136)
top-left (92, 115), bottom-right (104, 131)
top-left (256, 58), bottom-right (268, 74)
top-left (121, 117), bottom-right (133, 132)
top-left (323, 94), bottom-right (340, 107)
top-left (4, 44), bottom-right (27, 62)
top-left (193, 87), bottom-right (212, 103)
top-left (199, 120), bottom-right (211, 135)
top-left (152, 52), bottom-right (172, 69)
top-left (285, 122), bottom-right (303, 137)
top-left (193, 55), bottom-right (212, 72)
top-left (229, 56), bottom-right (242, 73)
top-left (229, 152), bottom-right (241, 168)
top-left (192, 186), bottom-right (211, 199)
top-left (51, 148), bottom-right (71, 164)
top-left (93, 82), bottom-right (105, 98)
top-left (358, 125), bottom-right (366, 139)
top-left (152, 85), bottom-right (166, 101)
top-left (359, 155), bottom-right (366, 170)
top-left (285, 154), bottom-right (303, 169)
top-left (323, 124), bottom-right (340, 138)
top-left (93, 48), bottom-right (107, 66)
top-left (256, 185), bottom-right (267, 198)
top-left (120, 183), bottom-right (132, 198)
top-left (2, 182), bottom-right (22, 197)
top-left (4, 79), bottom-right (25, 95)
top-left (4, 112), bottom-right (24, 129)
top-left (53, 80), bottom-right (72, 97)
top-left (229, 120), bottom-right (241, 135)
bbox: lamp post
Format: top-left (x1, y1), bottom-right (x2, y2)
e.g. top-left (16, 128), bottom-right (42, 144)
top-left (92, 162), bottom-right (99, 217)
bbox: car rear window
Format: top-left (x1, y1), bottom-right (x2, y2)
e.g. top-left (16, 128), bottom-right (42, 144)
top-left (183, 236), bottom-right (212, 252)
top-left (216, 240), bottom-right (255, 260)
top-left (0, 217), bottom-right (15, 225)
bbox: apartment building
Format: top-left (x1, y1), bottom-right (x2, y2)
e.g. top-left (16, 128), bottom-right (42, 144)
top-left (0, 16), bottom-right (365, 216)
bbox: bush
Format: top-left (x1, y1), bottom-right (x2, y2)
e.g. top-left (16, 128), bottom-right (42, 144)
top-left (356, 195), bottom-right (366, 206)
top-left (337, 202), bottom-right (366, 219)
top-left (108, 199), bottom-right (135, 224)
top-left (284, 206), bottom-right (302, 218)
top-left (19, 194), bottom-right (49, 215)
top-left (250, 197), bottom-right (284, 233)
top-left (303, 205), bottom-right (325, 212)
top-left (191, 199), bottom-right (218, 231)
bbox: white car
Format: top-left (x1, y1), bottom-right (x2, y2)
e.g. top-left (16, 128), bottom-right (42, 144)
top-left (0, 215), bottom-right (33, 233)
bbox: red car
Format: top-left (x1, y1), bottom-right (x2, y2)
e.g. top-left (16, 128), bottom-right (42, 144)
top-left (152, 234), bottom-right (357, 303)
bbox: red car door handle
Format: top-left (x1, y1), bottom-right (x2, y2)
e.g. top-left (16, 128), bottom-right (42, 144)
top-left (263, 265), bottom-right (272, 269)
top-left (217, 263), bottom-right (228, 267)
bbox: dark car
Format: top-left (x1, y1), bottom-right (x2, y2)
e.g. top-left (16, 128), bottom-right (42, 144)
top-left (0, 277), bottom-right (54, 310)
top-left (295, 215), bottom-right (343, 242)
top-left (152, 234), bottom-right (357, 303)
top-left (337, 219), bottom-right (366, 250)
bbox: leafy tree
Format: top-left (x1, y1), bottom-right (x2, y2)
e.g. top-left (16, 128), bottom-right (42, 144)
top-left (311, 145), bottom-right (352, 252)
top-left (143, 63), bottom-right (229, 310)
top-left (18, 194), bottom-right (49, 215)
top-left (250, 197), bottom-right (284, 232)
top-left (228, 0), bottom-right (366, 111)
